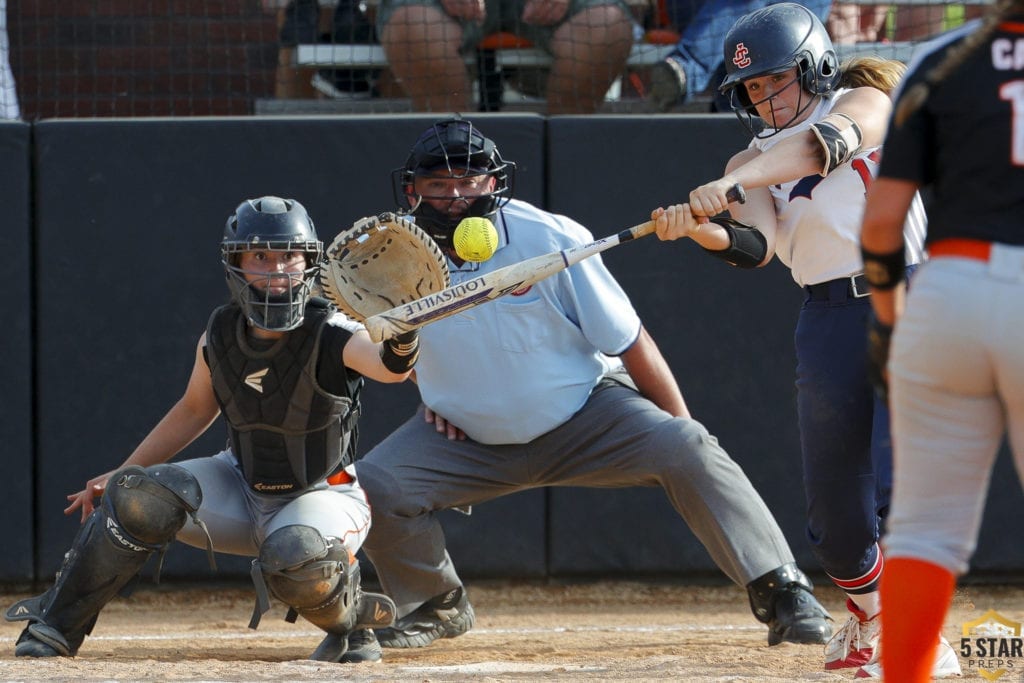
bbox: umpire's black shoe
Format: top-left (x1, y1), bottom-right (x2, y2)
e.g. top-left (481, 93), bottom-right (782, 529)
top-left (766, 583), bottom-right (832, 646)
top-left (375, 586), bottom-right (475, 649)
top-left (746, 563), bottom-right (833, 646)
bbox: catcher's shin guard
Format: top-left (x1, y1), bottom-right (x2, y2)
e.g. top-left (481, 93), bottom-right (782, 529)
top-left (249, 525), bottom-right (395, 659)
top-left (5, 465), bottom-right (204, 657)
top-left (746, 563), bottom-right (833, 646)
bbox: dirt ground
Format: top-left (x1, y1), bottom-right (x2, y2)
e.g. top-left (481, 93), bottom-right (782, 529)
top-left (0, 579), bottom-right (1021, 682)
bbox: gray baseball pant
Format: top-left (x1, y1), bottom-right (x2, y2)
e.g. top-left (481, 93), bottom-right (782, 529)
top-left (356, 378), bottom-right (795, 617)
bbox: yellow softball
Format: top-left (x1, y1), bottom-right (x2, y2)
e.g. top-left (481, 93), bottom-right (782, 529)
top-left (453, 216), bottom-right (499, 262)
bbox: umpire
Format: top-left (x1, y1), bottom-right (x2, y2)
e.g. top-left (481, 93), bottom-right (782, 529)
top-left (355, 118), bottom-right (834, 651)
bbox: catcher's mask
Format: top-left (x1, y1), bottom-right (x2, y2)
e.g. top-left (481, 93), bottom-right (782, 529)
top-left (222, 196), bottom-right (323, 332)
top-left (720, 2), bottom-right (838, 137)
top-left (392, 117), bottom-right (515, 249)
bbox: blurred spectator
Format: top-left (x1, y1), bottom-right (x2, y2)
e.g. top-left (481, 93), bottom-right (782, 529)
top-left (891, 2), bottom-right (985, 41)
top-left (827, 2), bottom-right (889, 44)
top-left (274, 0), bottom-right (379, 99)
top-left (647, 0), bottom-right (831, 112)
top-left (376, 0), bottom-right (635, 114)
top-left (1, 0), bottom-right (19, 119)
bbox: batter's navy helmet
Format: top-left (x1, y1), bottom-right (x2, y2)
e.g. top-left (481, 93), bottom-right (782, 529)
top-left (720, 3), bottom-right (839, 135)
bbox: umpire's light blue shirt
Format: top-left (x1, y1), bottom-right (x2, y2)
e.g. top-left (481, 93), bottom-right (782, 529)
top-left (415, 199), bottom-right (641, 444)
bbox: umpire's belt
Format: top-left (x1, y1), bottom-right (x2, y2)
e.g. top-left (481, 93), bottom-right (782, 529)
top-left (804, 273), bottom-right (870, 302)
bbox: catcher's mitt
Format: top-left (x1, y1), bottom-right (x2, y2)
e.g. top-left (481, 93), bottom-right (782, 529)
top-left (320, 212), bottom-right (450, 321)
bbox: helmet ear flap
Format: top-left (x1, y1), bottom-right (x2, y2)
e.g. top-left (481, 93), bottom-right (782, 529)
top-left (801, 50), bottom-right (839, 95)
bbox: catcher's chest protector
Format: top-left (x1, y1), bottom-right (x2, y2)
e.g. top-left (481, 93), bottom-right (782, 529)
top-left (205, 302), bottom-right (356, 493)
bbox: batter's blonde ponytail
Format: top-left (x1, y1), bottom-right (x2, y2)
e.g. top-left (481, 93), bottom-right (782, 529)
top-left (839, 56), bottom-right (907, 95)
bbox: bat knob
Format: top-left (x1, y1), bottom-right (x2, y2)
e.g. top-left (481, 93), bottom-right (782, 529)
top-left (726, 184), bottom-right (746, 205)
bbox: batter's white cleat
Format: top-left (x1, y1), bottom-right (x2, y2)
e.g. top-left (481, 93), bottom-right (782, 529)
top-left (854, 635), bottom-right (963, 679)
top-left (825, 599), bottom-right (880, 669)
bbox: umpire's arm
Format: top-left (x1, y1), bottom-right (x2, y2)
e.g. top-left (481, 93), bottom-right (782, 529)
top-left (620, 326), bottom-right (691, 419)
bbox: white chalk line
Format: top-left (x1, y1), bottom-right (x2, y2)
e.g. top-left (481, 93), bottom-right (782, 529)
top-left (0, 622), bottom-right (762, 644)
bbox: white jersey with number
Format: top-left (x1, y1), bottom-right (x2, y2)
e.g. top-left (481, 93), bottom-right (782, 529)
top-left (751, 89), bottom-right (926, 286)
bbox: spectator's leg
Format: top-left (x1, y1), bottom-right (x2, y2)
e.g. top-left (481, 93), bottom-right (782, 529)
top-left (328, 0), bottom-right (379, 96)
top-left (828, 4), bottom-right (889, 44)
top-left (275, 0), bottom-right (327, 99)
top-left (546, 4), bottom-right (632, 114)
top-left (827, 3), bottom-right (863, 45)
top-left (380, 5), bottom-right (471, 111)
top-left (893, 4), bottom-right (947, 41)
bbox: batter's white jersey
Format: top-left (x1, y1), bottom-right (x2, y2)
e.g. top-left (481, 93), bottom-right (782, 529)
top-left (0, 0), bottom-right (18, 121)
top-left (751, 90), bottom-right (926, 286)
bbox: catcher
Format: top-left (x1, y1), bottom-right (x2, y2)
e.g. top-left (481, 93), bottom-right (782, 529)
top-left (5, 196), bottom-right (417, 664)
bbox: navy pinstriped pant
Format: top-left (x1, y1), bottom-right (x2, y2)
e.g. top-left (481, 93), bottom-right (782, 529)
top-left (795, 278), bottom-right (890, 593)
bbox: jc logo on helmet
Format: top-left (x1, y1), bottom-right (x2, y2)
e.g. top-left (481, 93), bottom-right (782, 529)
top-left (732, 43), bottom-right (751, 69)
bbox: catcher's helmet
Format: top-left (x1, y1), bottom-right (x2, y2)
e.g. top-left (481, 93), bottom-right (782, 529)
top-left (720, 2), bottom-right (839, 136)
top-left (392, 117), bottom-right (515, 248)
top-left (222, 196), bottom-right (323, 332)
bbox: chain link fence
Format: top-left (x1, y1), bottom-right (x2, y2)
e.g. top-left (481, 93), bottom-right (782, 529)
top-left (3, 0), bottom-right (988, 119)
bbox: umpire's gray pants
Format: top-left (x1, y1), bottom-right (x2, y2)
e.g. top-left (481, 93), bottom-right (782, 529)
top-left (356, 379), bottom-right (795, 617)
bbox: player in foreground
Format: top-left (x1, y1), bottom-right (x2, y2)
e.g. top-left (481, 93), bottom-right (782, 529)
top-left (861, 1), bottom-right (1024, 679)
top-left (647, 3), bottom-right (960, 677)
top-left (5, 196), bottom-right (414, 663)
top-left (354, 117), bottom-right (833, 651)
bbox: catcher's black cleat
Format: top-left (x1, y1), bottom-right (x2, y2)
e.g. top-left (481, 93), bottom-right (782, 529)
top-left (375, 586), bottom-right (475, 649)
top-left (310, 628), bottom-right (382, 663)
top-left (13, 622), bottom-right (75, 658)
top-left (340, 629), bottom-right (382, 663)
top-left (746, 563), bottom-right (832, 646)
top-left (308, 588), bottom-right (395, 662)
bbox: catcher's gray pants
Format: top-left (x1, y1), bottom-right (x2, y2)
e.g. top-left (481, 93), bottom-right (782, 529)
top-left (356, 379), bottom-right (795, 617)
top-left (174, 451), bottom-right (371, 559)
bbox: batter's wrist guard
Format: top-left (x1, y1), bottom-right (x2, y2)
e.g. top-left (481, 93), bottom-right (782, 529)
top-left (702, 217), bottom-right (768, 269)
top-left (380, 330), bottom-right (419, 373)
top-left (860, 245), bottom-right (905, 290)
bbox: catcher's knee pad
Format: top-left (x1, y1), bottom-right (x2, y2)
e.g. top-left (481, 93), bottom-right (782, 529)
top-left (250, 525), bottom-right (358, 632)
top-left (105, 464), bottom-right (202, 545)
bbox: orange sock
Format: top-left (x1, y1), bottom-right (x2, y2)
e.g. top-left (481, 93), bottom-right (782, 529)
top-left (880, 557), bottom-right (956, 683)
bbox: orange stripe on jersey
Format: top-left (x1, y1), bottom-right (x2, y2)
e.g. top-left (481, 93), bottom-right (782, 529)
top-left (928, 237), bottom-right (992, 262)
top-left (327, 470), bottom-right (353, 486)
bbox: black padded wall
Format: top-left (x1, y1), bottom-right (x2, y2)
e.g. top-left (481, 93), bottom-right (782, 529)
top-left (31, 115), bottom-right (547, 582)
top-left (23, 114), bottom-right (1024, 586)
top-left (0, 121), bottom-right (33, 583)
